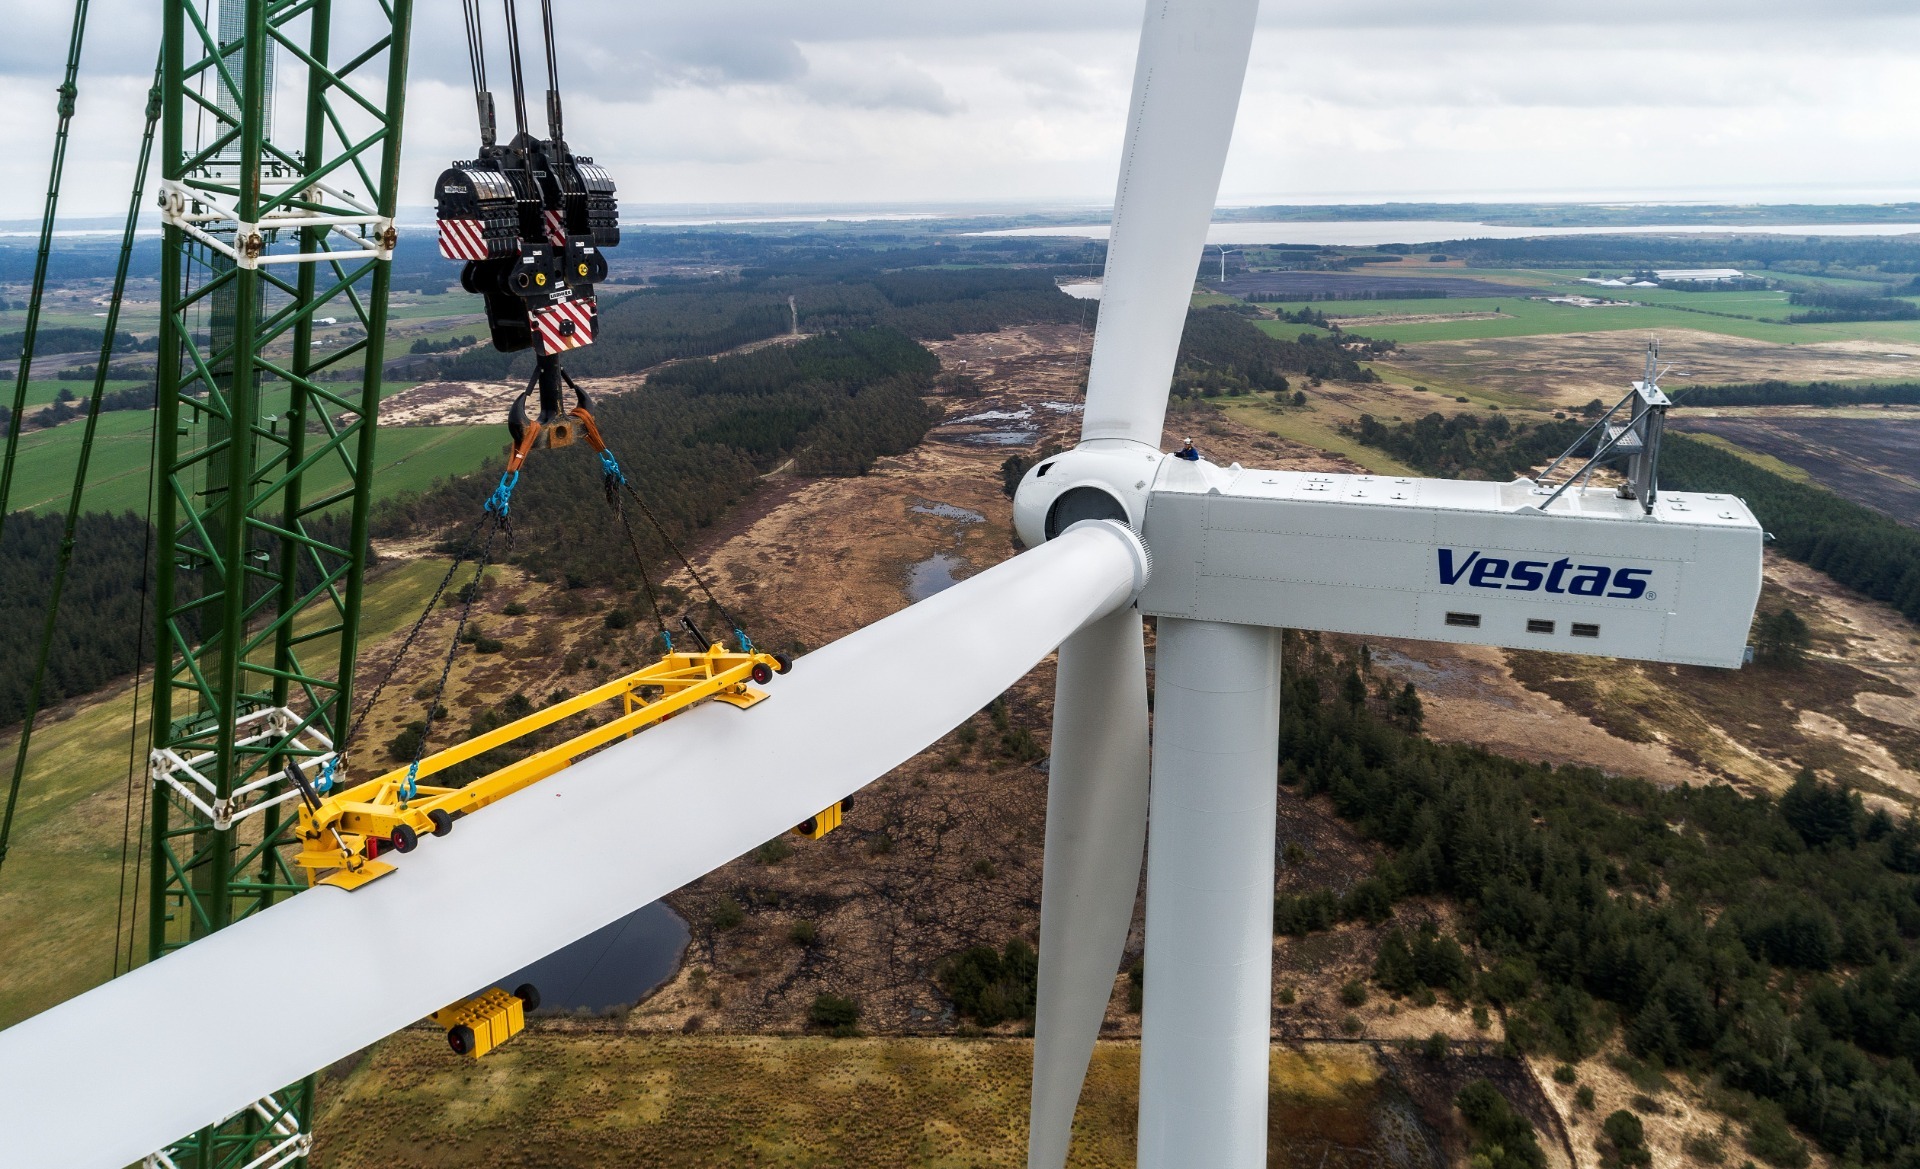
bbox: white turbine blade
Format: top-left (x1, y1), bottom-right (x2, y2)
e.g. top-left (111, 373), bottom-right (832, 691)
top-left (1081, 0), bottom-right (1259, 449)
top-left (1027, 608), bottom-right (1150, 1169)
top-left (0, 521), bottom-right (1150, 1169)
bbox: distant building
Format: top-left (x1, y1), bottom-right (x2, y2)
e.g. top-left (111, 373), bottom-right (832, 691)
top-left (1653, 268), bottom-right (1745, 282)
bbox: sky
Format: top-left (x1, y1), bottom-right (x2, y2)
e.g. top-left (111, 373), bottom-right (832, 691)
top-left (6, 0), bottom-right (1920, 220)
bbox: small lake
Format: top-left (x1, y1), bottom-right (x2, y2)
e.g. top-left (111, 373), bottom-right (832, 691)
top-left (950, 429), bottom-right (1039, 447)
top-left (911, 501), bottom-right (985, 523)
top-left (494, 901), bottom-right (689, 1014)
top-left (908, 553), bottom-right (968, 601)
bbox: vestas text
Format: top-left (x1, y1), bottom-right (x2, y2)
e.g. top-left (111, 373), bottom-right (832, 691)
top-left (1437, 548), bottom-right (1651, 600)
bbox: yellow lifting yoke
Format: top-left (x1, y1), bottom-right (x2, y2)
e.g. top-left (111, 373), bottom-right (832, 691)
top-left (292, 643), bottom-right (790, 890)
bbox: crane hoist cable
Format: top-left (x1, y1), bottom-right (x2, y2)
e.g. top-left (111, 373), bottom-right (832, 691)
top-left (556, 367), bottom-right (753, 652)
top-left (0, 0), bottom-right (93, 543)
top-left (0, 50), bottom-right (158, 884)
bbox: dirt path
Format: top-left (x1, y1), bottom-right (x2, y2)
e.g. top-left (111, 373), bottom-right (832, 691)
top-left (378, 332), bottom-right (812, 427)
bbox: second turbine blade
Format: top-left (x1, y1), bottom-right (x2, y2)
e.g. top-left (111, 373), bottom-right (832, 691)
top-left (1028, 607), bottom-right (1151, 1169)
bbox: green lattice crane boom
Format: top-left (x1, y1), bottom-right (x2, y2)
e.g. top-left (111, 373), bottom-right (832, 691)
top-left (143, 0), bottom-right (413, 1162)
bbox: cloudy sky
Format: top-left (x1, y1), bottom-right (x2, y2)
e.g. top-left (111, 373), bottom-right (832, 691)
top-left (7, 0), bottom-right (1920, 220)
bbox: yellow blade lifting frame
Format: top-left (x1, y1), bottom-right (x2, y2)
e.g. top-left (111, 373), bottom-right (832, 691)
top-left (295, 644), bottom-right (788, 889)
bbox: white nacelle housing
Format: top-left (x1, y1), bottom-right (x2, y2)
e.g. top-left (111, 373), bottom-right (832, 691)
top-left (1136, 460), bottom-right (1763, 669)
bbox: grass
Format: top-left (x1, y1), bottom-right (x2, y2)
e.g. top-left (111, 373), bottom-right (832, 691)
top-left (0, 556), bottom-right (453, 1029)
top-left (1674, 431), bottom-right (1816, 484)
top-left (1253, 292), bottom-right (1920, 346)
top-left (2, 415), bottom-right (504, 516)
top-left (309, 1033), bottom-right (1389, 1168)
top-left (4, 379), bottom-right (147, 409)
top-left (1199, 396), bottom-right (1421, 476)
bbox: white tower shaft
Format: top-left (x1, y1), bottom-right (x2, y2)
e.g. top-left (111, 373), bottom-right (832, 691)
top-left (1138, 617), bottom-right (1282, 1167)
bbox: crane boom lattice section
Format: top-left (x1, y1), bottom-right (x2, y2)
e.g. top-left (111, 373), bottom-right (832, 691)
top-left (147, 0), bottom-right (414, 1163)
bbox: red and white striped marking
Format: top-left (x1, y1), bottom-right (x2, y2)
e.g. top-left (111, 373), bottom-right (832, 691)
top-left (437, 217), bottom-right (490, 261)
top-left (544, 209), bottom-right (568, 246)
top-left (532, 299), bottom-right (596, 355)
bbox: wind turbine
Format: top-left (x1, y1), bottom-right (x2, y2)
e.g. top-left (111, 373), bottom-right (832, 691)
top-left (0, 2), bottom-right (1762, 1166)
top-left (1212, 243), bottom-right (1237, 281)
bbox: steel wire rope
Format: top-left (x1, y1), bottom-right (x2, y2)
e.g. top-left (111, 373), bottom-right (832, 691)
top-left (498, 0), bottom-right (530, 137)
top-left (115, 369), bottom-right (163, 976)
top-left (610, 494), bottom-right (676, 651)
top-left (0, 0), bottom-right (94, 543)
top-left (0, 56), bottom-right (163, 883)
top-left (316, 508), bottom-right (493, 789)
top-left (460, 0), bottom-right (494, 146)
top-left (555, 368), bottom-right (752, 648)
top-left (399, 513), bottom-right (514, 803)
top-left (536, 0), bottom-right (561, 139)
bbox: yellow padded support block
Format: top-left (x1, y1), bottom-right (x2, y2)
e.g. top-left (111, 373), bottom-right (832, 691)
top-left (431, 987), bottom-right (526, 1059)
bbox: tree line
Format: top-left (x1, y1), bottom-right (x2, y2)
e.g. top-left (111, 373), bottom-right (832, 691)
top-left (1171, 306), bottom-right (1377, 401)
top-left (0, 508), bottom-right (366, 730)
top-left (1672, 381), bottom-right (1920, 409)
top-left (428, 256), bottom-right (1089, 385)
top-left (1347, 411), bottom-right (1587, 481)
top-left (1275, 635), bottom-right (1920, 1168)
top-left (1785, 292), bottom-right (1920, 324)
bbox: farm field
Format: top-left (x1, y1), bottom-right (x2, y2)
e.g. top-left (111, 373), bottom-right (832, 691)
top-left (1377, 328), bottom-right (1920, 409)
top-left (1, 409), bottom-right (504, 516)
top-left (1255, 294), bottom-right (1920, 345)
top-left (1672, 415), bottom-right (1920, 528)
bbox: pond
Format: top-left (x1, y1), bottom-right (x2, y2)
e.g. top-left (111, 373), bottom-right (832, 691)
top-left (908, 553), bottom-right (968, 602)
top-left (493, 901), bottom-right (690, 1014)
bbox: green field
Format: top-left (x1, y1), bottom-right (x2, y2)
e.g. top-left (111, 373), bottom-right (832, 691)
top-left (1253, 294), bottom-right (1920, 346)
top-left (4, 412), bottom-right (503, 516)
top-left (0, 555), bottom-right (456, 1029)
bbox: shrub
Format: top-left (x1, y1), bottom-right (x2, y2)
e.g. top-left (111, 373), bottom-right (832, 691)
top-left (1340, 979), bottom-right (1368, 1008)
top-left (938, 939), bottom-right (1039, 1026)
top-left (808, 993), bottom-right (860, 1036)
top-left (1274, 890), bottom-right (1338, 935)
top-left (710, 896), bottom-right (744, 931)
top-left (386, 721), bottom-right (427, 762)
top-left (788, 920), bottom-right (817, 946)
top-left (1602, 1110), bottom-right (1651, 1169)
top-left (502, 601), bottom-right (528, 616)
top-left (1684, 1133), bottom-right (1727, 1165)
top-left (754, 837), bottom-right (792, 865)
top-left (1554, 1064), bottom-right (1578, 1084)
top-left (1456, 1079), bottom-right (1546, 1169)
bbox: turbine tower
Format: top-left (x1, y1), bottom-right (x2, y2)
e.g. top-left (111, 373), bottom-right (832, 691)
top-left (0, 2), bottom-right (1762, 1166)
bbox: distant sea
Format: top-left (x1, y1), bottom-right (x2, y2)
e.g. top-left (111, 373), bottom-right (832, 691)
top-left (976, 221), bottom-right (1920, 247)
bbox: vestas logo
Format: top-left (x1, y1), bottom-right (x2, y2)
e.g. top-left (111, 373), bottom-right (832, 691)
top-left (1438, 548), bottom-right (1652, 600)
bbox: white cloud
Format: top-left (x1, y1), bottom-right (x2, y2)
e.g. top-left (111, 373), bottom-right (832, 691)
top-left (9, 2), bottom-right (1920, 217)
